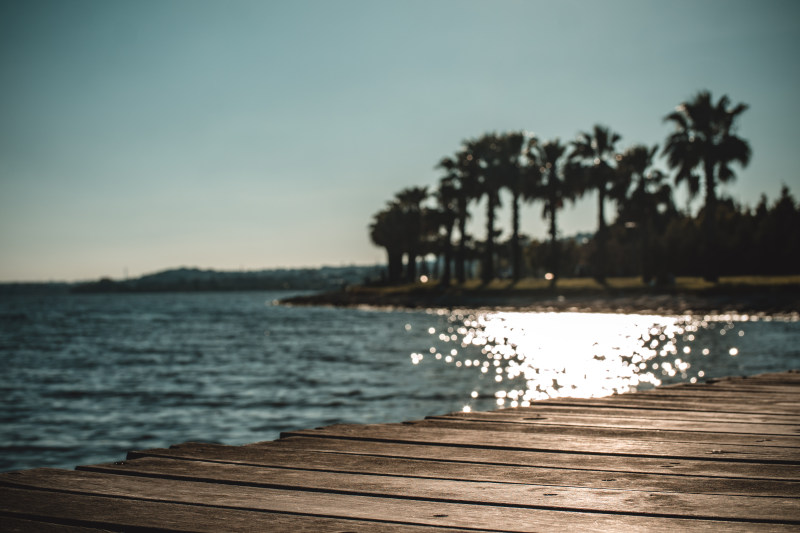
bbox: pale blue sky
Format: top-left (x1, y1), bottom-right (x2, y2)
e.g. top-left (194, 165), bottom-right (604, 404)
top-left (1, 0), bottom-right (798, 281)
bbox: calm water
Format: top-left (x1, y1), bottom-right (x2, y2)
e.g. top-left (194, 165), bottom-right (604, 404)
top-left (1, 291), bottom-right (798, 472)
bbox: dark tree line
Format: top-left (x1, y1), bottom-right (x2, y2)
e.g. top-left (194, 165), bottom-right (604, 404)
top-left (524, 186), bottom-right (799, 282)
top-left (369, 90), bottom-right (798, 286)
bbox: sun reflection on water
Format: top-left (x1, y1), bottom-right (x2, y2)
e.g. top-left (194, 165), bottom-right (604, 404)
top-left (409, 311), bottom-right (797, 411)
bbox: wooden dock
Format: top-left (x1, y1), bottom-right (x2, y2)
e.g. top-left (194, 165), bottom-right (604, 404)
top-left (1, 371), bottom-right (798, 532)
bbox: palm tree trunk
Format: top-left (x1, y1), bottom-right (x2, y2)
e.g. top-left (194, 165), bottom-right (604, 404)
top-left (703, 160), bottom-right (718, 282)
top-left (456, 199), bottom-right (467, 284)
top-left (548, 200), bottom-right (559, 289)
top-left (483, 193), bottom-right (496, 283)
top-left (441, 223), bottom-right (454, 287)
top-left (388, 249), bottom-right (403, 284)
top-left (406, 251), bottom-right (417, 282)
top-left (511, 191), bottom-right (521, 282)
top-left (640, 219), bottom-right (652, 284)
top-left (596, 189), bottom-right (607, 284)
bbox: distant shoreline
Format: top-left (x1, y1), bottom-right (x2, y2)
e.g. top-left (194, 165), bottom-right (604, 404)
top-left (281, 278), bottom-right (800, 317)
top-left (0, 265), bottom-right (383, 295)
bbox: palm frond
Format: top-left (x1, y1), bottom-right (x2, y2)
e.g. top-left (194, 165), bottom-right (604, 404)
top-left (663, 110), bottom-right (688, 130)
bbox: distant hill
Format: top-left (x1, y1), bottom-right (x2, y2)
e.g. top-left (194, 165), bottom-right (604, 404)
top-left (0, 266), bottom-right (383, 294)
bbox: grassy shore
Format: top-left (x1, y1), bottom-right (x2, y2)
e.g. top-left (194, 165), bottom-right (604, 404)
top-left (281, 275), bottom-right (800, 315)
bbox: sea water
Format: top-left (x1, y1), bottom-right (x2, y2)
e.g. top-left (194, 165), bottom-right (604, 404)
top-left (1, 291), bottom-right (798, 472)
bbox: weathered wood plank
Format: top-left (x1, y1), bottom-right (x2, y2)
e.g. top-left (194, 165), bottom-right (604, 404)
top-left (0, 486), bottom-right (478, 533)
top-left (535, 397), bottom-right (800, 415)
top-left (486, 404), bottom-right (800, 424)
top-left (633, 389), bottom-right (800, 403)
top-left (669, 375), bottom-right (800, 387)
top-left (686, 374), bottom-right (800, 387)
top-left (272, 436), bottom-right (800, 478)
top-left (0, 514), bottom-right (112, 533)
top-left (282, 423), bottom-right (800, 463)
top-left (76, 456), bottom-right (800, 522)
top-left (421, 416), bottom-right (800, 445)
top-left (128, 442), bottom-right (800, 496)
top-left (198, 438), bottom-right (800, 480)
top-left (660, 384), bottom-right (800, 394)
top-left (590, 393), bottom-right (800, 408)
top-left (705, 372), bottom-right (800, 386)
top-left (450, 402), bottom-right (800, 428)
top-left (414, 418), bottom-right (800, 445)
top-left (630, 384), bottom-right (800, 397)
top-left (0, 470), bottom-right (794, 532)
top-left (434, 409), bottom-right (800, 437)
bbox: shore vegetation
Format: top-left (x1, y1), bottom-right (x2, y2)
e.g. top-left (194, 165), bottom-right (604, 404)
top-left (369, 90), bottom-right (798, 290)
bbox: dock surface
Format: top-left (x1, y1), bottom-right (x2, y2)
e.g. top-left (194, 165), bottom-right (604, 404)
top-left (1, 371), bottom-right (799, 531)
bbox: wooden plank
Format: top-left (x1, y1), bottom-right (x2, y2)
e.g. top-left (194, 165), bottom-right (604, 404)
top-left (595, 393), bottom-right (800, 408)
top-left (0, 514), bottom-right (112, 533)
top-left (77, 456), bottom-right (800, 522)
top-left (430, 410), bottom-right (800, 436)
top-left (634, 389), bottom-right (800, 401)
top-left (128, 442), bottom-right (800, 497)
top-left (282, 423), bottom-right (800, 463)
top-left (0, 486), bottom-right (475, 533)
top-left (412, 418), bottom-right (795, 447)
top-left (670, 378), bottom-right (800, 387)
top-left (486, 404), bottom-right (800, 424)
top-left (662, 384), bottom-right (800, 394)
top-left (628, 385), bottom-right (800, 398)
top-left (180, 438), bottom-right (800, 480)
top-left (705, 372), bottom-right (800, 386)
top-left (669, 376), bottom-right (800, 388)
top-left (425, 412), bottom-right (800, 440)
top-left (0, 469), bottom-right (794, 532)
top-left (536, 397), bottom-right (800, 415)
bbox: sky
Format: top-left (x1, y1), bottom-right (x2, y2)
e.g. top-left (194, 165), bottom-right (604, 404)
top-left (1, 0), bottom-right (798, 282)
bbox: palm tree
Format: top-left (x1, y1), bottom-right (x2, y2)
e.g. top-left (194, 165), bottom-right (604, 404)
top-left (663, 90), bottom-right (751, 282)
top-left (369, 205), bottom-right (405, 284)
top-left (437, 150), bottom-right (477, 284)
top-left (393, 186), bottom-right (429, 282)
top-left (526, 137), bottom-right (578, 288)
top-left (435, 177), bottom-right (459, 287)
top-left (616, 144), bottom-right (675, 283)
top-left (470, 134), bottom-right (505, 283)
top-left (495, 131), bottom-right (528, 282)
top-left (569, 125), bottom-right (623, 283)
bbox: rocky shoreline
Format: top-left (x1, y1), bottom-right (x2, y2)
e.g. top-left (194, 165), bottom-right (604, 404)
top-left (281, 285), bottom-right (800, 317)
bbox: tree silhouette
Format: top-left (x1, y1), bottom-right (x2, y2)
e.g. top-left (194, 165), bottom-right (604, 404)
top-left (434, 177), bottom-right (459, 286)
top-left (753, 186), bottom-right (800, 274)
top-left (369, 205), bottom-right (405, 284)
top-left (469, 134), bottom-right (504, 283)
top-left (569, 124), bottom-right (624, 283)
top-left (663, 90), bottom-right (751, 282)
top-left (437, 151), bottom-right (477, 284)
top-left (494, 131), bottom-right (528, 282)
top-left (526, 137), bottom-right (578, 288)
top-left (616, 144), bottom-right (675, 282)
top-left (393, 186), bottom-right (429, 282)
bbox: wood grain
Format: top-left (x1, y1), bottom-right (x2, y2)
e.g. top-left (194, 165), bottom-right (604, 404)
top-left (0, 486), bottom-right (477, 533)
top-left (128, 441), bottom-right (800, 496)
top-left (76, 456), bottom-right (800, 522)
top-left (0, 470), bottom-right (793, 532)
top-left (281, 423), bottom-right (800, 463)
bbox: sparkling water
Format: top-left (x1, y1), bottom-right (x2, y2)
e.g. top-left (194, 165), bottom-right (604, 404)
top-left (1, 291), bottom-right (797, 472)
